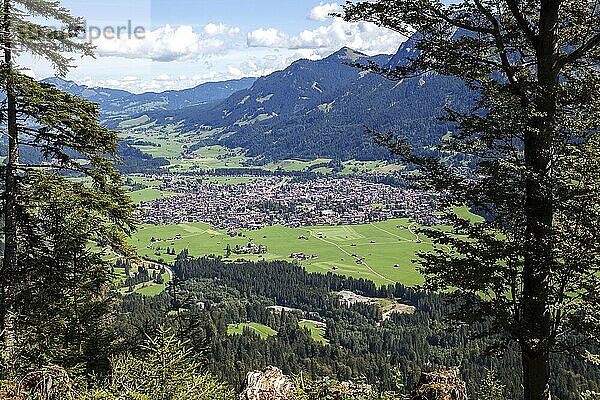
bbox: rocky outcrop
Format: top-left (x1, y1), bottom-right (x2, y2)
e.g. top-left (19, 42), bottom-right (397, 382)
top-left (239, 366), bottom-right (296, 400)
top-left (411, 369), bottom-right (467, 400)
top-left (239, 366), bottom-right (466, 400)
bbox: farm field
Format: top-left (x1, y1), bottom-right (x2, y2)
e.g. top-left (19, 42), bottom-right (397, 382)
top-left (227, 321), bottom-right (328, 344)
top-left (129, 218), bottom-right (432, 287)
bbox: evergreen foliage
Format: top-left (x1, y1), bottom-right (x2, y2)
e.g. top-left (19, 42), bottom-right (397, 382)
top-left (0, 0), bottom-right (135, 379)
top-left (115, 256), bottom-right (600, 399)
top-left (343, 1), bottom-right (600, 399)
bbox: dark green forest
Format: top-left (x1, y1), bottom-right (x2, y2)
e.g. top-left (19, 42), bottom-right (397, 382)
top-left (114, 255), bottom-right (600, 399)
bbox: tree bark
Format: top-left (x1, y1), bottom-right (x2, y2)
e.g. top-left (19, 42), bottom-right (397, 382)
top-left (2, 0), bottom-right (19, 370)
top-left (521, 348), bottom-right (552, 400)
top-left (520, 1), bottom-right (560, 399)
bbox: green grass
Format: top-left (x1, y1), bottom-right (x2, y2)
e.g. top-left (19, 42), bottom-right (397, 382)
top-left (119, 115), bottom-right (150, 129)
top-left (130, 219), bottom-right (430, 287)
top-left (227, 323), bottom-right (278, 339)
top-left (298, 321), bottom-right (329, 344)
top-left (116, 266), bottom-right (170, 297)
top-left (262, 158), bottom-right (332, 172)
top-left (452, 206), bottom-right (485, 223)
top-left (134, 272), bottom-right (170, 297)
top-left (128, 188), bottom-right (178, 204)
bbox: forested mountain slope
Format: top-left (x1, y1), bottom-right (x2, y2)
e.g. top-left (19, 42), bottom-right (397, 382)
top-left (130, 38), bottom-right (473, 161)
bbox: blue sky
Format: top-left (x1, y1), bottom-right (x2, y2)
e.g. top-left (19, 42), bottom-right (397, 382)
top-left (20, 1), bottom-right (405, 93)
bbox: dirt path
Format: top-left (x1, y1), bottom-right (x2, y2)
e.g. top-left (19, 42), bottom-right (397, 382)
top-left (369, 222), bottom-right (414, 243)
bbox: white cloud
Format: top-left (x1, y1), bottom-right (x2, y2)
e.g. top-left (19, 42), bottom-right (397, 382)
top-left (308, 3), bottom-right (343, 22)
top-left (93, 24), bottom-right (239, 62)
top-left (204, 23), bottom-right (241, 37)
top-left (247, 28), bottom-right (290, 48)
top-left (247, 18), bottom-right (404, 56)
top-left (227, 65), bottom-right (243, 77)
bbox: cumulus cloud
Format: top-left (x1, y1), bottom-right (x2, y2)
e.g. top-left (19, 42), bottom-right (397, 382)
top-left (247, 18), bottom-right (404, 56)
top-left (76, 57), bottom-right (280, 93)
top-left (308, 3), bottom-right (343, 21)
top-left (247, 28), bottom-right (290, 48)
top-left (93, 23), bottom-right (240, 62)
top-left (203, 23), bottom-right (241, 37)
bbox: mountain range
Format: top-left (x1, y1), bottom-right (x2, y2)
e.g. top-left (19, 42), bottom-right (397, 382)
top-left (41, 76), bottom-right (256, 123)
top-left (45, 36), bottom-right (473, 162)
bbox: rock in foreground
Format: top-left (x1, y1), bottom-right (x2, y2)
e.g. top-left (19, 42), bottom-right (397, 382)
top-left (411, 369), bottom-right (467, 400)
top-left (239, 366), bottom-right (296, 400)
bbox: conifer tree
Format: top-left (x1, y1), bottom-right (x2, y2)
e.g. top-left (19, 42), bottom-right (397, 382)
top-left (343, 1), bottom-right (599, 399)
top-left (0, 0), bottom-right (134, 373)
top-left (15, 172), bottom-right (134, 373)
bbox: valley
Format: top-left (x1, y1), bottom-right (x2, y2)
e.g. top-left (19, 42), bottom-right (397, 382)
top-left (78, 46), bottom-right (472, 298)
top-left (115, 130), bottom-right (441, 289)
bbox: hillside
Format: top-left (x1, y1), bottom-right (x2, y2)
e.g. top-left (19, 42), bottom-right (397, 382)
top-left (120, 40), bottom-right (472, 161)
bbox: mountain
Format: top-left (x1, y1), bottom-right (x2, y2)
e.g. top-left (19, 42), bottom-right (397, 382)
top-left (144, 47), bottom-right (389, 129)
top-left (127, 42), bottom-right (472, 161)
top-left (42, 76), bottom-right (257, 123)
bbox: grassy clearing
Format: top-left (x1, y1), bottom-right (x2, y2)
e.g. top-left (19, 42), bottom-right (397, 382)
top-left (130, 219), bottom-right (430, 287)
top-left (451, 206), bottom-right (485, 223)
top-left (115, 266), bottom-right (170, 297)
top-left (298, 321), bottom-right (329, 344)
top-left (227, 323), bottom-right (278, 339)
top-left (134, 272), bottom-right (170, 297)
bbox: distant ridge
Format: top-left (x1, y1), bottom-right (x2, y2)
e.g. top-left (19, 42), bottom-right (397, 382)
top-left (42, 76), bottom-right (257, 123)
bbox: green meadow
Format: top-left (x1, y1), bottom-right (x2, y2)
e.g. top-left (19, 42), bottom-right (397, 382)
top-left (128, 188), bottom-right (178, 204)
top-left (298, 321), bottom-right (329, 344)
top-left (227, 323), bottom-right (278, 339)
top-left (130, 218), bottom-right (432, 287)
top-left (115, 266), bottom-right (170, 297)
top-left (227, 321), bottom-right (328, 344)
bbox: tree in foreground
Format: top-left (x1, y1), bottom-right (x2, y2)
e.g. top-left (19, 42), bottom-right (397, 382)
top-left (0, 0), bottom-right (135, 376)
top-left (343, 1), bottom-right (599, 399)
top-left (90, 326), bottom-right (234, 400)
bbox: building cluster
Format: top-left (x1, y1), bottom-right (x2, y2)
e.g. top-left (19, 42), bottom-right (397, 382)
top-left (136, 174), bottom-right (439, 229)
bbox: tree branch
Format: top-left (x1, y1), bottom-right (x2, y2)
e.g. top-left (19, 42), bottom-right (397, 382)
top-left (557, 32), bottom-right (600, 69)
top-left (473, 0), bottom-right (527, 101)
top-left (430, 6), bottom-right (495, 35)
top-left (504, 0), bottom-right (538, 45)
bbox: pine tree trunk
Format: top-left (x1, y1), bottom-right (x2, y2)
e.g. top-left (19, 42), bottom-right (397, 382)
top-left (2, 0), bottom-right (18, 370)
top-left (2, 87), bottom-right (18, 367)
